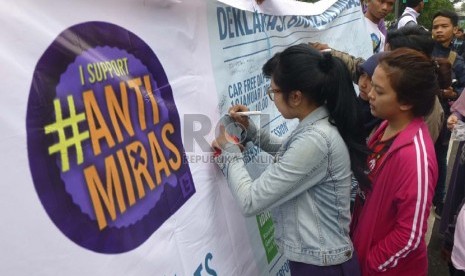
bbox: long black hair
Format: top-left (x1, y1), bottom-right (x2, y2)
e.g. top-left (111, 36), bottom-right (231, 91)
top-left (262, 44), bottom-right (371, 190)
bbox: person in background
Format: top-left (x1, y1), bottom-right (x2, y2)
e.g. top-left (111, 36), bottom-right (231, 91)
top-left (397, 0), bottom-right (424, 29)
top-left (351, 48), bottom-right (440, 275)
top-left (453, 28), bottom-right (465, 57)
top-left (361, 0), bottom-right (387, 36)
top-left (451, 202), bottom-right (465, 275)
top-left (386, 25), bottom-right (433, 56)
top-left (441, 91), bottom-right (465, 275)
top-left (212, 44), bottom-right (369, 275)
top-left (349, 53), bottom-right (383, 211)
top-left (432, 10), bottom-right (465, 96)
top-left (431, 9), bottom-right (465, 220)
top-left (356, 53), bottom-right (383, 136)
top-left (364, 0), bottom-right (396, 53)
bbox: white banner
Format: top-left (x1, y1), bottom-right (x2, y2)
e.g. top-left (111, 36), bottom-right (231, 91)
top-left (0, 0), bottom-right (371, 275)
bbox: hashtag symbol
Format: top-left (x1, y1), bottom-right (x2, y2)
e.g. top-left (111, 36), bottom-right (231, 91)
top-left (44, 95), bottom-right (89, 172)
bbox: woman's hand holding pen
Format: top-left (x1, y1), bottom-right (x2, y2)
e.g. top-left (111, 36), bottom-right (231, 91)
top-left (228, 104), bottom-right (250, 129)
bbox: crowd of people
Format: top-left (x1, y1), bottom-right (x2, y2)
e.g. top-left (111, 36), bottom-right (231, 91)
top-left (213, 1), bottom-right (465, 275)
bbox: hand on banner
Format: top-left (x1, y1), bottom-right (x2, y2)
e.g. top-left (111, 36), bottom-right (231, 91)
top-left (309, 42), bottom-right (331, 51)
top-left (212, 125), bottom-right (244, 157)
top-left (228, 104), bottom-right (250, 129)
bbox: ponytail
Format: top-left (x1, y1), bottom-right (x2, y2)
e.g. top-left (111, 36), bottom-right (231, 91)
top-left (320, 53), bottom-right (371, 190)
top-left (263, 44), bottom-right (371, 190)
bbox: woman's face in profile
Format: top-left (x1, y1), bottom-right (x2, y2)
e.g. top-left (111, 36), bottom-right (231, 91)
top-left (368, 65), bottom-right (401, 120)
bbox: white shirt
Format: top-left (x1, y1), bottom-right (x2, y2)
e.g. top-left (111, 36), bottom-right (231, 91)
top-left (364, 17), bottom-right (385, 53)
top-left (452, 203), bottom-right (465, 270)
top-left (397, 7), bottom-right (419, 29)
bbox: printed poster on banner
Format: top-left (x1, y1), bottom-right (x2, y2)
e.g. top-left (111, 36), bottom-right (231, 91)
top-left (26, 21), bottom-right (195, 254)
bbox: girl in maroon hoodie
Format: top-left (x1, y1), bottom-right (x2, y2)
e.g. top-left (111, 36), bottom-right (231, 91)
top-left (351, 48), bottom-right (446, 275)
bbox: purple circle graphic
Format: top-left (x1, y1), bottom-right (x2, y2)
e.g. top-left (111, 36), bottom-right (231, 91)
top-left (26, 21), bottom-right (195, 253)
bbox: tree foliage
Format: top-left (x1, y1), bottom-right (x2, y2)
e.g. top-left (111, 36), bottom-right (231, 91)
top-left (417, 0), bottom-right (454, 30)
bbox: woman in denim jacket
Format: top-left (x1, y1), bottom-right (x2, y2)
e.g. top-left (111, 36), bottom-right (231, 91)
top-left (212, 44), bottom-right (370, 275)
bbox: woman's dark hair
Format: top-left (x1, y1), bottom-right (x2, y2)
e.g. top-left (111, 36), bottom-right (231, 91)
top-left (405, 0), bottom-right (423, 8)
top-left (386, 25), bottom-right (433, 57)
top-left (378, 48), bottom-right (449, 117)
top-left (435, 58), bottom-right (452, 89)
top-left (262, 43), bottom-right (370, 190)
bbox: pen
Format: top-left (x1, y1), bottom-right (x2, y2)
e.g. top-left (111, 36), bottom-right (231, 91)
top-left (229, 111), bottom-right (262, 116)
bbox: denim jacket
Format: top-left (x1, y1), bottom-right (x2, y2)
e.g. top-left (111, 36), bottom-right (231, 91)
top-left (216, 106), bottom-right (354, 265)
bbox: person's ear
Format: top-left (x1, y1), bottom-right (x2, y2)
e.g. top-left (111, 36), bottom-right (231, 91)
top-left (290, 90), bottom-right (302, 106)
top-left (385, 43), bottom-right (391, 52)
top-left (399, 103), bottom-right (413, 111)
